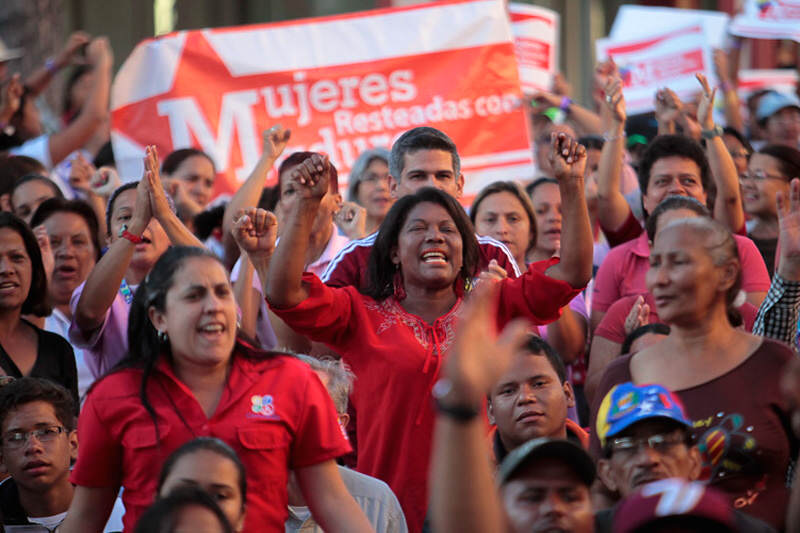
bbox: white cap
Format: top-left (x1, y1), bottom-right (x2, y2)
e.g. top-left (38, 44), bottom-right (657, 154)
top-left (0, 37), bottom-right (23, 63)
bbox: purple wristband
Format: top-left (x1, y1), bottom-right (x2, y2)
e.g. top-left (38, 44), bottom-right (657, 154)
top-left (559, 96), bottom-right (572, 112)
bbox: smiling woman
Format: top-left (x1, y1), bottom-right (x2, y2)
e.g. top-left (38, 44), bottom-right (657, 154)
top-left (246, 135), bottom-right (593, 532)
top-left (0, 213), bottom-right (78, 407)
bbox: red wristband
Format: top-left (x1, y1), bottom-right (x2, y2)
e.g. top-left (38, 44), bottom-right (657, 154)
top-left (120, 229), bottom-right (143, 244)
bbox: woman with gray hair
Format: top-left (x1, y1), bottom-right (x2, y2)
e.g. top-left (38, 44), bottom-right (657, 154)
top-left (347, 148), bottom-right (392, 235)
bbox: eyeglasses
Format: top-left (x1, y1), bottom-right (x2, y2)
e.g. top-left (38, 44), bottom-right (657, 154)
top-left (607, 432), bottom-right (686, 456)
top-left (739, 170), bottom-right (788, 182)
top-left (3, 425), bottom-right (66, 449)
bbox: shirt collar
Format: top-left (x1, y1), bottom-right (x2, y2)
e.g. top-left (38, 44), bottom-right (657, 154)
top-left (631, 232), bottom-right (651, 258)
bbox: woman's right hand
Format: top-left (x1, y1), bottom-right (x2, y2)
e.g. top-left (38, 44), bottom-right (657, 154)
top-left (261, 124), bottom-right (291, 162)
top-left (623, 295), bottom-right (650, 336)
top-left (232, 207), bottom-right (278, 263)
top-left (86, 37), bottom-right (113, 69)
top-left (603, 76), bottom-right (626, 126)
top-left (33, 225), bottom-right (55, 283)
top-left (289, 153), bottom-right (331, 203)
top-left (129, 157), bottom-right (154, 234)
top-left (777, 178), bottom-right (800, 281)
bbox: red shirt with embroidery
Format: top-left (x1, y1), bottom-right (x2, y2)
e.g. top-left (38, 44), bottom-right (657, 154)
top-left (320, 232), bottom-right (521, 288)
top-left (270, 259), bottom-right (581, 533)
top-left (71, 343), bottom-right (350, 533)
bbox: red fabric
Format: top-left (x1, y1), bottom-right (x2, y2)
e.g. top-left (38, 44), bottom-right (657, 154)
top-left (270, 260), bottom-right (580, 533)
top-left (71, 344), bottom-right (349, 533)
top-left (323, 236), bottom-right (520, 289)
top-left (595, 293), bottom-right (759, 344)
top-left (601, 210), bottom-right (643, 248)
top-left (592, 233), bottom-right (771, 314)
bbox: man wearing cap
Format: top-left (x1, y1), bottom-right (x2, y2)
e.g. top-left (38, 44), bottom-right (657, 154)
top-left (487, 335), bottom-right (588, 466)
top-left (757, 91), bottom-right (800, 149)
top-left (593, 382), bottom-right (775, 533)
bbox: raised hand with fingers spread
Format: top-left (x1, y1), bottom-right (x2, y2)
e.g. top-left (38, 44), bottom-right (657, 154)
top-left (695, 73), bottom-right (717, 132)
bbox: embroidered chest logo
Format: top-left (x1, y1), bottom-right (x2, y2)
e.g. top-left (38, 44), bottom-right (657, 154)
top-left (248, 394), bottom-right (279, 420)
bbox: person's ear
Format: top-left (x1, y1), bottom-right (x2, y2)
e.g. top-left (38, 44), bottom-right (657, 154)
top-left (597, 458), bottom-right (619, 493)
top-left (389, 175), bottom-right (400, 199)
top-left (487, 398), bottom-right (496, 425)
top-left (0, 194), bottom-right (10, 212)
top-left (338, 413), bottom-right (350, 429)
top-left (390, 246), bottom-right (400, 266)
top-left (687, 445), bottom-right (703, 481)
top-left (455, 173), bottom-right (465, 198)
top-left (563, 380), bottom-right (575, 409)
top-left (69, 429), bottom-right (78, 464)
top-left (718, 259), bottom-right (739, 293)
top-left (148, 306), bottom-right (167, 336)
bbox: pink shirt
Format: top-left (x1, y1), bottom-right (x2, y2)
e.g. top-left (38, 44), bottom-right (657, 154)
top-left (592, 233), bottom-right (771, 314)
top-left (68, 281), bottom-right (132, 379)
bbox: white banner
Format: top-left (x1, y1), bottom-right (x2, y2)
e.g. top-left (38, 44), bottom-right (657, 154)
top-left (610, 5), bottom-right (730, 49)
top-left (730, 0), bottom-right (800, 42)
top-left (507, 3), bottom-right (559, 94)
top-left (597, 24), bottom-right (715, 115)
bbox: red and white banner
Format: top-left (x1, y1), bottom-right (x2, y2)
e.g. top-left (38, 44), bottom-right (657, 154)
top-left (508, 3), bottom-right (558, 95)
top-left (730, 0), bottom-right (800, 42)
top-left (596, 24), bottom-right (715, 116)
top-left (737, 69), bottom-right (799, 121)
top-left (110, 0), bottom-right (534, 201)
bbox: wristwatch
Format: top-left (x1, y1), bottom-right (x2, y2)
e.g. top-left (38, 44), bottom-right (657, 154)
top-left (118, 224), bottom-right (144, 244)
top-left (701, 125), bottom-right (724, 139)
top-left (432, 378), bottom-right (480, 422)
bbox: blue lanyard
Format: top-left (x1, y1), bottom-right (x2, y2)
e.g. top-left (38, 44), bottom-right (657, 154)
top-left (120, 279), bottom-right (134, 305)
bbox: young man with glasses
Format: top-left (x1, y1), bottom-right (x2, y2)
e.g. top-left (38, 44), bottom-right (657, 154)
top-left (0, 377), bottom-right (123, 532)
top-left (593, 382), bottom-right (776, 533)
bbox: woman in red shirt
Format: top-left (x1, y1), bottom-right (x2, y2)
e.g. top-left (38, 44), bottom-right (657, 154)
top-left (235, 134), bottom-right (593, 532)
top-left (58, 246), bottom-right (373, 533)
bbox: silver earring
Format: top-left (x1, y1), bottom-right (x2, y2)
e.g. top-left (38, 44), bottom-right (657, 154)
top-left (157, 330), bottom-right (168, 342)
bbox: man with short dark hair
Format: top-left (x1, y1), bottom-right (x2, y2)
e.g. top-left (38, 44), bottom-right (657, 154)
top-left (487, 336), bottom-right (587, 465)
top-left (321, 126), bottom-right (521, 289)
top-left (593, 382), bottom-right (775, 533)
top-left (756, 91), bottom-right (800, 149)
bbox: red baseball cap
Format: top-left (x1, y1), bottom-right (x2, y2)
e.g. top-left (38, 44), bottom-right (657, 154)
top-left (614, 478), bottom-right (737, 533)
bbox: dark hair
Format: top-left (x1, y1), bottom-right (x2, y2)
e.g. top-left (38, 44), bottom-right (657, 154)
top-left (157, 437), bottom-right (247, 506)
top-left (0, 155), bottom-right (46, 196)
top-left (521, 335), bottom-right (566, 384)
top-left (637, 135), bottom-right (712, 208)
top-left (578, 135), bottom-right (605, 151)
top-left (524, 177), bottom-right (558, 199)
top-left (161, 148), bottom-right (216, 175)
top-left (645, 195), bottom-right (710, 242)
top-left (620, 323), bottom-right (671, 355)
top-left (134, 486), bottom-right (233, 533)
top-left (722, 126), bottom-right (753, 156)
top-left (61, 65), bottom-right (93, 123)
top-left (0, 377), bottom-right (76, 432)
top-left (757, 144), bottom-right (800, 180)
top-left (9, 174), bottom-right (64, 209)
top-left (469, 181), bottom-right (537, 255)
top-left (30, 197), bottom-right (102, 261)
top-left (106, 181), bottom-right (139, 234)
top-left (389, 127), bottom-right (460, 179)
top-left (193, 204), bottom-right (225, 242)
top-left (0, 213), bottom-right (50, 316)
top-left (258, 185), bottom-right (280, 212)
top-left (364, 187), bottom-right (479, 300)
top-left (278, 152), bottom-right (339, 196)
top-left (93, 141), bottom-right (115, 168)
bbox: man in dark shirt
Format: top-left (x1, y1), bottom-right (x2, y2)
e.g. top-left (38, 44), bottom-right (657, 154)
top-left (594, 382), bottom-right (775, 533)
top-left (0, 377), bottom-right (77, 531)
top-left (487, 335), bottom-right (587, 465)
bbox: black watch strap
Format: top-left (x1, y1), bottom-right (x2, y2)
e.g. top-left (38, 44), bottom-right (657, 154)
top-left (433, 396), bottom-right (480, 422)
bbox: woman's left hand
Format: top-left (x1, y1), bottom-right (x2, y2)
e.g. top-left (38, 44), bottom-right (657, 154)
top-left (548, 132), bottom-right (587, 181)
top-left (695, 73), bottom-right (717, 131)
top-left (333, 201), bottom-right (366, 241)
top-left (232, 207), bottom-right (278, 263)
top-left (33, 225), bottom-right (55, 283)
top-left (143, 145), bottom-right (173, 220)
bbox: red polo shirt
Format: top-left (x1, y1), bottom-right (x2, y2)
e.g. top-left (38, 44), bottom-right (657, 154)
top-left (71, 343), bottom-right (350, 533)
top-left (271, 259), bottom-right (580, 533)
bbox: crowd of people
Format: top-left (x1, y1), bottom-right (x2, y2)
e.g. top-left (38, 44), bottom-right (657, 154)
top-left (0, 20), bottom-right (800, 533)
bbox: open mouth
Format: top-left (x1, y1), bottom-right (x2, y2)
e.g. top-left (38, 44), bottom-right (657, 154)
top-left (197, 322), bottom-right (226, 340)
top-left (421, 249), bottom-right (448, 265)
top-left (0, 281), bottom-right (18, 292)
top-left (55, 264), bottom-right (78, 277)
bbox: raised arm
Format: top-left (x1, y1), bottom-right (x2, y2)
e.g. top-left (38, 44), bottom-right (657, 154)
top-left (74, 168), bottom-right (151, 334)
top-left (713, 49), bottom-right (745, 134)
top-left (222, 125), bottom-right (290, 267)
top-left (531, 90), bottom-right (603, 136)
top-left (263, 154), bottom-right (329, 308)
top-left (431, 283), bottom-right (529, 533)
top-left (25, 32), bottom-right (90, 97)
top-left (696, 73), bottom-right (745, 234)
top-left (544, 134), bottom-right (593, 288)
top-left (595, 76), bottom-right (633, 233)
top-left (144, 146), bottom-right (204, 248)
top-left (231, 207), bottom-right (277, 308)
top-left (47, 37), bottom-right (112, 167)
